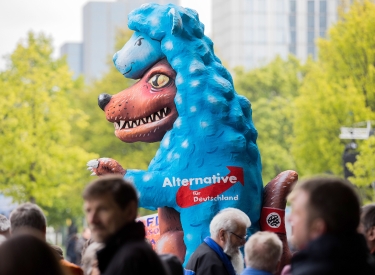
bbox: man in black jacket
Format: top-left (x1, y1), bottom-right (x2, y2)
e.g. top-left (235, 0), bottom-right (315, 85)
top-left (185, 208), bottom-right (251, 275)
top-left (288, 177), bottom-right (375, 275)
top-left (83, 175), bottom-right (167, 275)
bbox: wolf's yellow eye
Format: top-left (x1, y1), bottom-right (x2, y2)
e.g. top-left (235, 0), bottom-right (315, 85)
top-left (149, 74), bottom-right (170, 89)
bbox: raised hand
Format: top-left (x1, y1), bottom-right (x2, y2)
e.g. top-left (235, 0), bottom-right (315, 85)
top-left (87, 158), bottom-right (126, 176)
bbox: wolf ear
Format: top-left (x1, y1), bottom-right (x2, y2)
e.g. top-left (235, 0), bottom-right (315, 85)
top-left (169, 8), bottom-right (183, 35)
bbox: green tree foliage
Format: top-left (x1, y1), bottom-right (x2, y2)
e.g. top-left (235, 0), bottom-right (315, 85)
top-left (292, 0), bottom-right (375, 179)
top-left (348, 136), bottom-right (375, 202)
top-left (73, 28), bottom-right (158, 216)
top-left (234, 56), bottom-right (302, 183)
top-left (235, 56), bottom-right (301, 101)
top-left (319, 0), bottom-right (375, 112)
top-left (0, 32), bottom-right (97, 225)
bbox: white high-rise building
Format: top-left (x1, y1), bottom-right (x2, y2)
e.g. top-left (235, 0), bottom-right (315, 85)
top-left (117, 0), bottom-right (178, 12)
top-left (62, 0), bottom-right (180, 82)
top-left (82, 1), bottom-right (128, 82)
top-left (212, 0), bottom-right (340, 70)
top-left (82, 0), bottom-right (180, 82)
top-left (60, 43), bottom-right (83, 79)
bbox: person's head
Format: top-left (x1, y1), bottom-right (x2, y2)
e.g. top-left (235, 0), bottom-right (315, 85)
top-left (288, 176), bottom-right (360, 250)
top-left (0, 233), bottom-right (65, 275)
top-left (210, 208), bottom-right (251, 273)
top-left (360, 203), bottom-right (375, 253)
top-left (0, 214), bottom-right (10, 238)
top-left (83, 175), bottom-right (138, 242)
top-left (82, 242), bottom-right (104, 275)
top-left (9, 203), bottom-right (47, 237)
top-left (244, 231), bottom-right (282, 273)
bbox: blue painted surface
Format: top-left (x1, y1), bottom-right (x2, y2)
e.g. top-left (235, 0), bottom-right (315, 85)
top-left (113, 32), bottom-right (165, 79)
top-left (115, 3), bottom-right (263, 263)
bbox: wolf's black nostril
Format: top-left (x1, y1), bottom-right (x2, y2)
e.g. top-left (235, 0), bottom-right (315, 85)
top-left (98, 93), bottom-right (112, 111)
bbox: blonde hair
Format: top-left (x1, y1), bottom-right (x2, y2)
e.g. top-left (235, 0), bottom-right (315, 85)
top-left (244, 231), bottom-right (282, 273)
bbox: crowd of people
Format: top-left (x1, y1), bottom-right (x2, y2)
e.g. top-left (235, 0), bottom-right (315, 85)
top-left (0, 175), bottom-right (375, 275)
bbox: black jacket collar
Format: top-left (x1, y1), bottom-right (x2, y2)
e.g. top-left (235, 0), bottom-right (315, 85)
top-left (97, 221), bottom-right (145, 273)
top-left (292, 232), bottom-right (374, 275)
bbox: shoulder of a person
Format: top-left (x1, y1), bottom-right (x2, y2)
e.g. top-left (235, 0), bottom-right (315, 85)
top-left (188, 242), bottom-right (220, 263)
top-left (103, 243), bottom-right (165, 275)
top-left (186, 244), bottom-right (226, 274)
top-left (60, 259), bottom-right (84, 275)
top-left (112, 240), bottom-right (159, 262)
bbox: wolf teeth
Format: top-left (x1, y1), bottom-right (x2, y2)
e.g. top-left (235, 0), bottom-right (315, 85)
top-left (116, 108), bottom-right (170, 129)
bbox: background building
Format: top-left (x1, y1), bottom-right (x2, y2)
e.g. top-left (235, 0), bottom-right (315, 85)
top-left (118, 0), bottom-right (177, 12)
top-left (61, 0), bottom-right (179, 83)
top-left (82, 1), bottom-right (127, 82)
top-left (60, 43), bottom-right (83, 79)
top-left (212, 0), bottom-right (340, 70)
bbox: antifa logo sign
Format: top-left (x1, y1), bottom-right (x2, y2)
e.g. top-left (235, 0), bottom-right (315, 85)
top-left (266, 212), bottom-right (281, 228)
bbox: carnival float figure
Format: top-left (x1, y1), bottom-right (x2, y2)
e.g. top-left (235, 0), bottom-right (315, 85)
top-left (87, 3), bottom-right (297, 271)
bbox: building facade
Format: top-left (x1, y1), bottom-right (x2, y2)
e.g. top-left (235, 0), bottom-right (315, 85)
top-left (212, 0), bottom-right (340, 70)
top-left (83, 0), bottom-right (180, 82)
top-left (60, 43), bottom-right (83, 79)
top-left (82, 1), bottom-right (128, 82)
top-left (62, 0), bottom-right (179, 82)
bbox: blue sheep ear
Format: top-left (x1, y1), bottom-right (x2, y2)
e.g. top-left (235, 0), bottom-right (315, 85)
top-left (169, 8), bottom-right (182, 35)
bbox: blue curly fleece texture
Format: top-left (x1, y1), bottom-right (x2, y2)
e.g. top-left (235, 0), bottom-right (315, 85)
top-left (117, 3), bottom-right (263, 263)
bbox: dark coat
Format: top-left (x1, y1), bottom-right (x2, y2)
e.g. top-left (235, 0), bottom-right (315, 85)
top-left (291, 232), bottom-right (375, 275)
top-left (97, 221), bottom-right (167, 275)
top-left (185, 242), bottom-right (231, 275)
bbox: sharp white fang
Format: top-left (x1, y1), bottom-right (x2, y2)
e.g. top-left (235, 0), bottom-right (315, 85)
top-left (114, 122), bottom-right (119, 129)
top-left (119, 120), bottom-right (125, 129)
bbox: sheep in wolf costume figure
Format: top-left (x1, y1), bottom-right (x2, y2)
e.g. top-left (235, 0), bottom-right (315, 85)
top-left (87, 3), bottom-right (297, 269)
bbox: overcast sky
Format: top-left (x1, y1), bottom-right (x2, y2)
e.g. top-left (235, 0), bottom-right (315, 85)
top-left (0, 0), bottom-right (212, 71)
